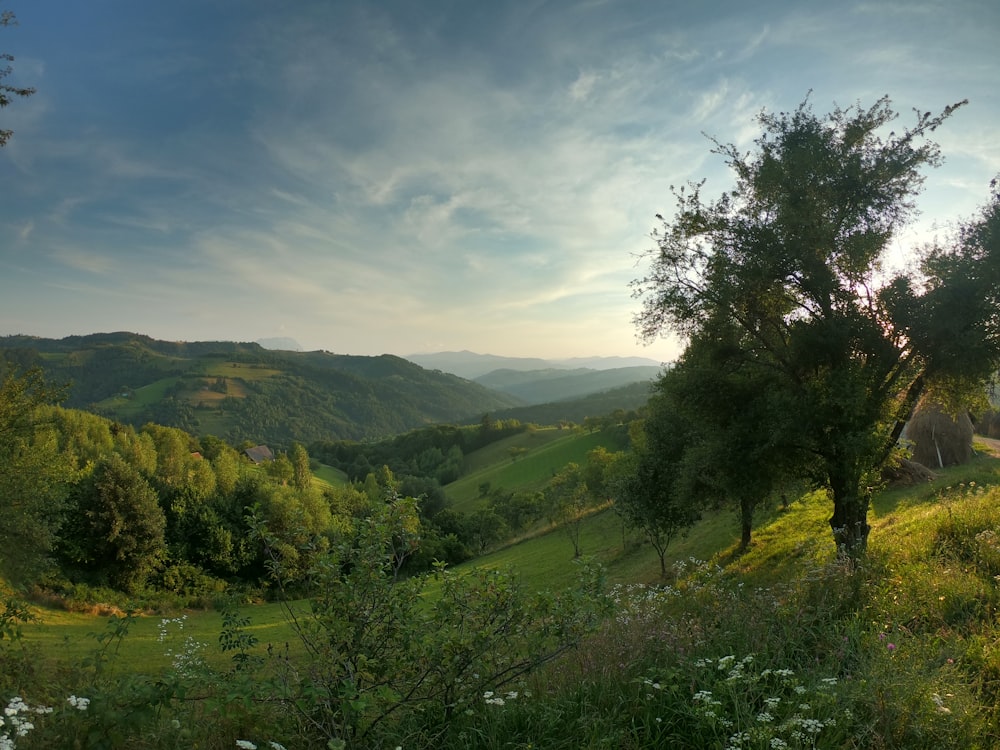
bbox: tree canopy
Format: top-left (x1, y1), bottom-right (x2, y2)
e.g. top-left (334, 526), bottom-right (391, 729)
top-left (634, 96), bottom-right (1000, 555)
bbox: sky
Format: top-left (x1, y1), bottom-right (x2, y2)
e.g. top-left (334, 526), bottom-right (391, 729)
top-left (1, 0), bottom-right (998, 362)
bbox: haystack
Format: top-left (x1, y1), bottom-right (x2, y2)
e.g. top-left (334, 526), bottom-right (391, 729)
top-left (903, 397), bottom-right (974, 469)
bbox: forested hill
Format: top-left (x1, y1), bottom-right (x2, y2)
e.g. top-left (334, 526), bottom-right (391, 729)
top-left (0, 333), bottom-right (523, 446)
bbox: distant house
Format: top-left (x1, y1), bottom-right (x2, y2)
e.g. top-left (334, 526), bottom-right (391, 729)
top-left (244, 445), bottom-right (274, 464)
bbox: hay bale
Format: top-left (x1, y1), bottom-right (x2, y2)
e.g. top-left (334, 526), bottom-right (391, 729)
top-left (903, 398), bottom-right (974, 468)
top-left (881, 457), bottom-right (936, 487)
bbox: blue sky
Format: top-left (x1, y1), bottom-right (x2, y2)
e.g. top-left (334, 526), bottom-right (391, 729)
top-left (1, 0), bottom-right (998, 361)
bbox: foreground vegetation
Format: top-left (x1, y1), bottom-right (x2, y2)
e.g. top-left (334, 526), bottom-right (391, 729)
top-left (2, 455), bottom-right (999, 748)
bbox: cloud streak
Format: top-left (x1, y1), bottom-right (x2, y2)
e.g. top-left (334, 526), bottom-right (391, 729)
top-left (1, 0), bottom-right (998, 360)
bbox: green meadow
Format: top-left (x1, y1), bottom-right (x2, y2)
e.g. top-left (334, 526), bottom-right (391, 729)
top-left (10, 428), bottom-right (1000, 748)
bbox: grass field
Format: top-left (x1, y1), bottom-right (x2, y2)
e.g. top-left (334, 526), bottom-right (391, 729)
top-left (95, 377), bottom-right (183, 418)
top-left (446, 428), bottom-right (627, 512)
top-left (313, 462), bottom-right (349, 487)
top-left (16, 435), bottom-right (1000, 705)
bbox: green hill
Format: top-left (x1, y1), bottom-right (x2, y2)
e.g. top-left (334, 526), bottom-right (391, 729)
top-left (474, 365), bottom-right (661, 404)
top-left (0, 333), bottom-right (522, 446)
top-left (445, 427), bottom-right (627, 512)
top-left (480, 380), bottom-right (653, 426)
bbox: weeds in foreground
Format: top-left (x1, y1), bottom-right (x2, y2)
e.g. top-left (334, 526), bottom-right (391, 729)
top-left (4, 481), bottom-right (1000, 748)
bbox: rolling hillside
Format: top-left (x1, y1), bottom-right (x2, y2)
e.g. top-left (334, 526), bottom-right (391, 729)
top-left (474, 365), bottom-right (661, 404)
top-left (405, 350), bottom-right (663, 379)
top-left (0, 333), bottom-right (522, 446)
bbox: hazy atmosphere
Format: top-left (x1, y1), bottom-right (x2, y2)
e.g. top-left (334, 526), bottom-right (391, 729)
top-left (2, 0), bottom-right (998, 360)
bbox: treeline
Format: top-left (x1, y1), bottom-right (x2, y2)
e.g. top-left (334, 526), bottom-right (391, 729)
top-left (310, 416), bottom-right (528, 484)
top-left (473, 381), bottom-right (652, 428)
top-left (0, 366), bottom-right (487, 604)
top-left (1, 365), bottom-right (638, 606)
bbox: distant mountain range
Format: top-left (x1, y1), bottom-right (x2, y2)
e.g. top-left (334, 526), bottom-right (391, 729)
top-left (405, 350), bottom-right (665, 379)
top-left (406, 350), bottom-right (665, 405)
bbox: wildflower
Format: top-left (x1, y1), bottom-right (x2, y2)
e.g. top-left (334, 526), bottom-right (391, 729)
top-left (887, 643), bottom-right (896, 652)
top-left (236, 742), bottom-right (257, 750)
top-left (67, 695), bottom-right (90, 711)
top-left (756, 711), bottom-right (774, 723)
top-left (932, 693), bottom-right (952, 714)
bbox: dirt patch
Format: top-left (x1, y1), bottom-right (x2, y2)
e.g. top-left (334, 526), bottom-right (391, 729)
top-left (975, 436), bottom-right (1000, 458)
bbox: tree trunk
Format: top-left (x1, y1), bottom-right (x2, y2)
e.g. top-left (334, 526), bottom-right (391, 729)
top-left (739, 499), bottom-right (753, 551)
top-left (828, 480), bottom-right (870, 558)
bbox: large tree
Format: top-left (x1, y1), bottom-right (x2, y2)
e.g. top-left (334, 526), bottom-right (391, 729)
top-left (61, 453), bottom-right (167, 592)
top-left (634, 96), bottom-right (1000, 556)
top-left (654, 321), bottom-right (802, 551)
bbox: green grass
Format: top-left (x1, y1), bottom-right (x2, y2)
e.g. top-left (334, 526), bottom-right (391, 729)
top-left (12, 453), bottom-right (1000, 748)
top-left (446, 428), bottom-right (625, 512)
top-left (313, 462), bottom-right (349, 487)
top-left (200, 361), bottom-right (283, 381)
top-left (94, 377), bottom-right (183, 418)
top-left (23, 599), bottom-right (303, 675)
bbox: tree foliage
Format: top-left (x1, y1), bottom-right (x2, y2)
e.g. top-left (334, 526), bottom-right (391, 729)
top-left (634, 96), bottom-right (1000, 555)
top-left (61, 454), bottom-right (167, 593)
top-left (0, 11), bottom-right (35, 147)
top-left (611, 394), bottom-right (701, 577)
top-left (0, 367), bottom-right (70, 582)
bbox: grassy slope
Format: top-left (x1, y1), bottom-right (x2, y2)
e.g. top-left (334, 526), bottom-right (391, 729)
top-left (445, 428), bottom-right (626, 512)
top-left (20, 442), bottom-right (1000, 684)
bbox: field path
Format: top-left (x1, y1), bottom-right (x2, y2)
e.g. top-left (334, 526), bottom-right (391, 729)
top-left (976, 436), bottom-right (1000, 457)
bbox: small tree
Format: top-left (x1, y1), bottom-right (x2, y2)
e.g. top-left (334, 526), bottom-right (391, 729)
top-left (544, 463), bottom-right (589, 558)
top-left (612, 407), bottom-right (701, 578)
top-left (290, 442), bottom-right (312, 491)
top-left (464, 507), bottom-right (509, 554)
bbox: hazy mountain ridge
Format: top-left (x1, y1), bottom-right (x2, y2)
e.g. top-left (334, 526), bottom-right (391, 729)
top-left (405, 350), bottom-right (664, 379)
top-left (477, 380), bottom-right (655, 426)
top-left (475, 365), bottom-right (663, 405)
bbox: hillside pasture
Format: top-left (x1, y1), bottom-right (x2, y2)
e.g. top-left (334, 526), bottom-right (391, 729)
top-left (445, 428), bottom-right (626, 512)
top-left (94, 376), bottom-right (183, 418)
top-left (201, 361), bottom-right (284, 381)
top-left (313, 462), bottom-right (350, 487)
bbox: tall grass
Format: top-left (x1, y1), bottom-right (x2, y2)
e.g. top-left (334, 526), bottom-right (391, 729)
top-left (8, 456), bottom-right (1000, 748)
